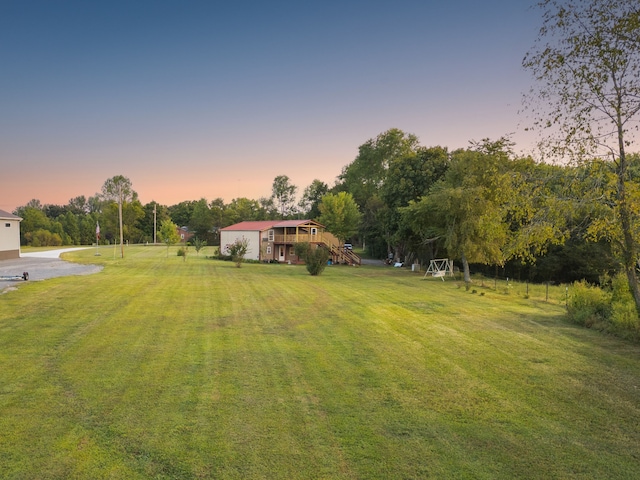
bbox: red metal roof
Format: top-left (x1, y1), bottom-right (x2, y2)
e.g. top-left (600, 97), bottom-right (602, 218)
top-left (220, 221), bottom-right (279, 231)
top-left (221, 219), bottom-right (325, 231)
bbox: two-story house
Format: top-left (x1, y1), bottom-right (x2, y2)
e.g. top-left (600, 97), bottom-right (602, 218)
top-left (220, 219), bottom-right (360, 265)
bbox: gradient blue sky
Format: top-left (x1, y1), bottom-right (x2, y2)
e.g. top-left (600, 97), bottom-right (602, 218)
top-left (1, 0), bottom-right (540, 211)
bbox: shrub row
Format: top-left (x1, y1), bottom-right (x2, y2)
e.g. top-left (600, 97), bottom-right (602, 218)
top-left (568, 273), bottom-right (640, 341)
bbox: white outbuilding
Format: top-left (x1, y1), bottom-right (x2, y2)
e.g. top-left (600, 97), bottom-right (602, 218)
top-left (0, 209), bottom-right (22, 260)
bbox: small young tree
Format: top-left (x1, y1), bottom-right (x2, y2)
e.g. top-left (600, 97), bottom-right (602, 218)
top-left (226, 237), bottom-right (250, 267)
top-left (159, 219), bottom-right (180, 257)
top-left (192, 237), bottom-right (207, 255)
top-left (294, 242), bottom-right (330, 276)
top-left (177, 243), bottom-right (189, 262)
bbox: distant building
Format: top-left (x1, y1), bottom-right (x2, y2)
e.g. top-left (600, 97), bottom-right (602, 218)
top-left (0, 209), bottom-right (22, 260)
top-left (176, 226), bottom-right (194, 243)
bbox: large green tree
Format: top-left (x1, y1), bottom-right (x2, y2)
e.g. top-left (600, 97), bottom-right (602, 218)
top-left (505, 157), bottom-right (571, 264)
top-left (524, 0), bottom-right (640, 312)
top-left (14, 203), bottom-right (50, 245)
top-left (402, 149), bottom-right (512, 287)
top-left (224, 197), bottom-right (263, 224)
top-left (318, 192), bottom-right (362, 243)
top-left (382, 146), bottom-right (450, 262)
top-left (167, 201), bottom-right (196, 228)
top-left (189, 198), bottom-right (213, 241)
top-left (338, 128), bottom-right (423, 257)
top-left (338, 128), bottom-right (420, 209)
top-left (138, 202), bottom-right (169, 244)
top-left (209, 198), bottom-right (226, 245)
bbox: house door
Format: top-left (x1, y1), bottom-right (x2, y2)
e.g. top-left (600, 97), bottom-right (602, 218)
top-left (278, 245), bottom-right (285, 262)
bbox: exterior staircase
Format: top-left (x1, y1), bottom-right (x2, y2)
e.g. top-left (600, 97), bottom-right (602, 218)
top-left (327, 244), bottom-right (361, 265)
top-left (315, 231), bottom-right (361, 265)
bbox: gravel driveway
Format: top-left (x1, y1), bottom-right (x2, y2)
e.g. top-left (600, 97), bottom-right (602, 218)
top-left (0, 248), bottom-right (103, 293)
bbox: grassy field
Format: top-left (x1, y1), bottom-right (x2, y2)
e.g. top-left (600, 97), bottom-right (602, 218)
top-left (1, 246), bottom-right (639, 479)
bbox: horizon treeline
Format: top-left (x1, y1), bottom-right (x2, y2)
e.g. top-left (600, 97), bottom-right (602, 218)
top-left (12, 128), bottom-right (640, 285)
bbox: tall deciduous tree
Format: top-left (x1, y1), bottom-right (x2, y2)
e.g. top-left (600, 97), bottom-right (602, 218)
top-left (101, 175), bottom-right (135, 258)
top-left (299, 179), bottom-right (329, 219)
top-left (401, 149), bottom-right (512, 287)
top-left (225, 197), bottom-right (263, 224)
top-left (67, 195), bottom-right (88, 215)
top-left (339, 128), bottom-right (420, 208)
top-left (208, 198), bottom-right (226, 245)
top-left (523, 0), bottom-right (640, 313)
top-left (318, 192), bottom-right (362, 243)
top-left (139, 202), bottom-right (169, 244)
top-left (338, 128), bottom-right (422, 257)
top-left (167, 200), bottom-right (196, 228)
top-left (271, 175), bottom-right (298, 218)
top-left (382, 146), bottom-right (450, 261)
top-left (189, 198), bottom-right (213, 241)
top-left (505, 157), bottom-right (571, 264)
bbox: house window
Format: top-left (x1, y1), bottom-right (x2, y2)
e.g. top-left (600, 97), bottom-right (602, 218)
top-left (289, 247), bottom-right (295, 256)
top-left (266, 246), bottom-right (272, 254)
top-left (268, 230), bottom-right (274, 241)
top-left (310, 227), bottom-right (317, 236)
top-left (5, 223), bottom-right (10, 228)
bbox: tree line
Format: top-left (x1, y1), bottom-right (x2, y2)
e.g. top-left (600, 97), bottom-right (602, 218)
top-left (12, 132), bottom-right (636, 283)
top-left (12, 173), bottom-right (360, 252)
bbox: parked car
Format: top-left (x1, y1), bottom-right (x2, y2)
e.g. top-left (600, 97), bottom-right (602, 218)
top-left (343, 243), bottom-right (353, 250)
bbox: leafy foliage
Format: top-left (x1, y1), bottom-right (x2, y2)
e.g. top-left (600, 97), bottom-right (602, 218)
top-left (294, 242), bottom-right (330, 275)
top-left (101, 175), bottom-right (136, 258)
top-left (568, 273), bottom-right (640, 340)
top-left (401, 148), bottom-right (512, 285)
top-left (318, 192), bottom-right (362, 243)
top-left (192, 237), bottom-right (207, 255)
top-left (188, 198), bottom-right (213, 242)
top-left (225, 237), bottom-right (250, 267)
top-left (524, 0), bottom-right (640, 313)
top-left (381, 146), bottom-right (450, 262)
top-left (271, 175), bottom-right (298, 218)
top-left (299, 179), bottom-right (329, 219)
top-left (159, 219), bottom-right (180, 257)
top-left (24, 229), bottom-right (63, 247)
top-left (339, 128), bottom-right (420, 208)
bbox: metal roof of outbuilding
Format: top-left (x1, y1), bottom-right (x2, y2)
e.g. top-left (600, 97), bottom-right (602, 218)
top-left (0, 209), bottom-right (22, 221)
top-left (220, 219), bottom-right (324, 231)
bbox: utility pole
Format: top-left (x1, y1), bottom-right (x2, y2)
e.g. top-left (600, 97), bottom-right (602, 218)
top-left (153, 203), bottom-right (157, 245)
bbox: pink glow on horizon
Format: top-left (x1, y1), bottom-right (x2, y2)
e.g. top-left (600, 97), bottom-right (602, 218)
top-left (0, 1), bottom-right (547, 213)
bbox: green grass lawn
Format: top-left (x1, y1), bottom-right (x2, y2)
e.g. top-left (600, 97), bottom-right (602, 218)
top-left (1, 246), bottom-right (639, 479)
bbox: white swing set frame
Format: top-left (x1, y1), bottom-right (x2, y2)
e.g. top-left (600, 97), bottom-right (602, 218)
top-left (423, 258), bottom-right (454, 281)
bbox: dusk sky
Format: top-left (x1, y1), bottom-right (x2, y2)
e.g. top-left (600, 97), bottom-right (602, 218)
top-left (1, 1), bottom-right (541, 212)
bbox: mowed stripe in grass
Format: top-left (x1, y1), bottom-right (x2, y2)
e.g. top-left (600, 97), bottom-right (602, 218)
top-left (0, 246), bottom-right (639, 479)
